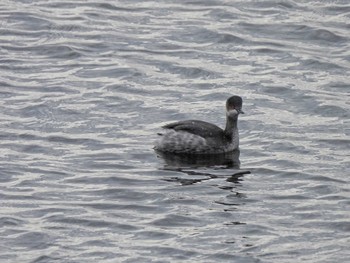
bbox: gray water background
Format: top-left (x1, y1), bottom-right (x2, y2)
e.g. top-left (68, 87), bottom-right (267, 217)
top-left (0, 0), bottom-right (349, 262)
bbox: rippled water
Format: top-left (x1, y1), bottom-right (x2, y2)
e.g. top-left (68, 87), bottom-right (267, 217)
top-left (1, 0), bottom-right (349, 262)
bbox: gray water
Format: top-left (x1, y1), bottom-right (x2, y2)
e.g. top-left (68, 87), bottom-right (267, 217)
top-left (1, 0), bottom-right (349, 262)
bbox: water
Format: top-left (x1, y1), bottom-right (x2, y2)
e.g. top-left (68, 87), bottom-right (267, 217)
top-left (0, 0), bottom-right (349, 262)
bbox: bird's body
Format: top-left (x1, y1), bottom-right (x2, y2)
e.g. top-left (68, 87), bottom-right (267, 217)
top-left (155, 96), bottom-right (244, 155)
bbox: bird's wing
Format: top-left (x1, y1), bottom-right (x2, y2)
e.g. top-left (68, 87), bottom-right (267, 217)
top-left (162, 120), bottom-right (223, 139)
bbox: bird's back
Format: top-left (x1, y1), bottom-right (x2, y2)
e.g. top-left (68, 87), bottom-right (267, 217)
top-left (162, 120), bottom-right (224, 139)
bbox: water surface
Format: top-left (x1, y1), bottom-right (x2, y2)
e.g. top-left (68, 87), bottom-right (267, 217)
top-left (0, 0), bottom-right (349, 262)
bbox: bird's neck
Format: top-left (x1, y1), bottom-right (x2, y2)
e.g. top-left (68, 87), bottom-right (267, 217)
top-left (224, 116), bottom-right (238, 141)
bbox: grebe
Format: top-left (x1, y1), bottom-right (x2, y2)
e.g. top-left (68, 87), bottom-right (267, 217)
top-left (155, 95), bottom-right (244, 154)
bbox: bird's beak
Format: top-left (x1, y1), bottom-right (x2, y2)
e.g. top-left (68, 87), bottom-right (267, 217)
top-left (237, 108), bottom-right (244, 114)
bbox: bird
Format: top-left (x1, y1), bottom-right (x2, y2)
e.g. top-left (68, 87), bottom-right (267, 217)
top-left (154, 95), bottom-right (244, 154)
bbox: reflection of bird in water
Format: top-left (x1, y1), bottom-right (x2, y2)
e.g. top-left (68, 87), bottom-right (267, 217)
top-left (155, 96), bottom-right (244, 154)
top-left (155, 149), bottom-right (241, 169)
top-left (155, 149), bottom-right (250, 185)
top-left (162, 168), bottom-right (251, 186)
